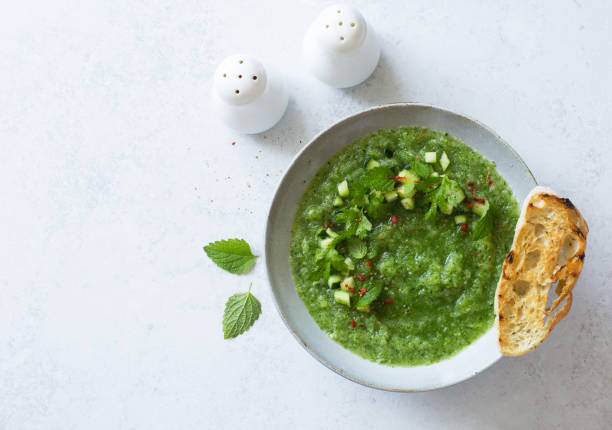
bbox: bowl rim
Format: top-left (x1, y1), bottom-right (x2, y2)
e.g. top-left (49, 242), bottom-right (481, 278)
top-left (264, 102), bottom-right (536, 392)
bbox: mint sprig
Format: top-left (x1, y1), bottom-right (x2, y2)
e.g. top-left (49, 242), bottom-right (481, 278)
top-left (222, 283), bottom-right (262, 339)
top-left (356, 282), bottom-right (382, 307)
top-left (204, 238), bottom-right (257, 274)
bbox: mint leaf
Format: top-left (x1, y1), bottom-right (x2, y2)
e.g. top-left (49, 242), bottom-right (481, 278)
top-left (354, 166), bottom-right (395, 196)
top-left (472, 200), bottom-right (494, 240)
top-left (335, 207), bottom-right (372, 238)
top-left (347, 238), bottom-right (367, 259)
top-left (204, 238), bottom-right (257, 274)
top-left (222, 283), bottom-right (262, 339)
top-left (356, 282), bottom-right (382, 307)
top-left (411, 159), bottom-right (432, 179)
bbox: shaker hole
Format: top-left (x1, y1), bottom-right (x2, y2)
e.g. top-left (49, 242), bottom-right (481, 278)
top-left (223, 73), bottom-right (227, 77)
top-left (338, 21), bottom-right (343, 26)
top-left (238, 74), bottom-right (243, 78)
top-left (252, 75), bottom-right (257, 80)
top-left (235, 90), bottom-right (240, 94)
top-left (239, 60), bottom-right (243, 64)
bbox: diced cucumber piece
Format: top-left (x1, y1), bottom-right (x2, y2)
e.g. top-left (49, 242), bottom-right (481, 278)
top-left (454, 215), bottom-right (467, 224)
top-left (333, 196), bottom-right (344, 207)
top-left (340, 276), bottom-right (355, 292)
top-left (397, 169), bottom-right (419, 185)
top-left (327, 275), bottom-right (342, 288)
top-left (365, 159), bottom-right (380, 170)
top-left (334, 290), bottom-right (351, 306)
top-left (400, 197), bottom-right (415, 210)
top-left (356, 304), bottom-right (370, 312)
top-left (472, 201), bottom-right (486, 216)
top-left (319, 237), bottom-right (334, 248)
top-left (424, 152), bottom-right (437, 163)
top-left (326, 228), bottom-right (338, 238)
top-left (440, 152), bottom-right (450, 171)
top-left (431, 171), bottom-right (440, 177)
top-left (396, 184), bottom-right (416, 198)
top-left (384, 190), bottom-right (398, 202)
top-left (440, 201), bottom-right (453, 215)
top-left (344, 257), bottom-right (354, 272)
top-left (337, 180), bottom-right (349, 197)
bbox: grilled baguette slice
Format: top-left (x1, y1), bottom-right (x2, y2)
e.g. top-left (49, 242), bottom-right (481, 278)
top-left (495, 186), bottom-right (588, 356)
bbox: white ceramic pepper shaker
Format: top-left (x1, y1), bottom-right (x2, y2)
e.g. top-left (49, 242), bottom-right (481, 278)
top-left (303, 4), bottom-right (380, 88)
top-left (212, 54), bottom-right (289, 134)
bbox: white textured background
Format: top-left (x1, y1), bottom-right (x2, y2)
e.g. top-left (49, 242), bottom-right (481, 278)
top-left (1, 0), bottom-right (610, 429)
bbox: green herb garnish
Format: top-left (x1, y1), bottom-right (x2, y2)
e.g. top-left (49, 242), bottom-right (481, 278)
top-left (472, 200), bottom-right (494, 240)
top-left (356, 282), bottom-right (382, 307)
top-left (354, 166), bottom-right (395, 196)
top-left (222, 283), bottom-right (262, 339)
top-left (347, 238), bottom-right (367, 259)
top-left (204, 238), bottom-right (257, 274)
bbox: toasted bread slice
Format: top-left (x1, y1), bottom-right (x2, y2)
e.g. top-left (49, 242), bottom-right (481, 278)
top-left (495, 186), bottom-right (588, 356)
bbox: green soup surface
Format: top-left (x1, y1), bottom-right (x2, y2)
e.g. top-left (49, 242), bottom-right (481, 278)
top-left (289, 126), bottom-right (519, 366)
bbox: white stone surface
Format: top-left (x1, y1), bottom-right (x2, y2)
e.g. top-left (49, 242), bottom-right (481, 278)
top-left (1, 0), bottom-right (610, 428)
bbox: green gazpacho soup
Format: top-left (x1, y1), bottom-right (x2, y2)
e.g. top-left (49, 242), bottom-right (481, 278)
top-left (289, 127), bottom-right (520, 366)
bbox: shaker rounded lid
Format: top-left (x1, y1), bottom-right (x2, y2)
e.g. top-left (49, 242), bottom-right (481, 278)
top-left (313, 4), bottom-right (367, 53)
top-left (213, 55), bottom-right (267, 106)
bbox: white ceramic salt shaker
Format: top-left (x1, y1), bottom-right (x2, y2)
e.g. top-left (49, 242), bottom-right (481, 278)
top-left (303, 4), bottom-right (380, 88)
top-left (212, 54), bottom-right (289, 134)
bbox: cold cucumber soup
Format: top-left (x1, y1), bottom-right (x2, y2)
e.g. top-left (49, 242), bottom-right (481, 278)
top-left (289, 126), bottom-right (520, 366)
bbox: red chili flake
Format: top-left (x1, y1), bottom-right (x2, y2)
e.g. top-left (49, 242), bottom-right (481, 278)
top-left (231, 141), bottom-right (236, 146)
top-left (473, 188), bottom-right (479, 193)
top-left (384, 298), bottom-right (394, 304)
top-left (210, 200), bottom-right (214, 203)
top-left (356, 274), bottom-right (367, 282)
top-left (366, 261), bottom-right (372, 267)
top-left (413, 179), bottom-right (419, 184)
top-left (487, 173), bottom-right (491, 180)
top-left (389, 176), bottom-right (407, 180)
top-left (351, 319), bottom-right (356, 328)
top-left (465, 202), bottom-right (473, 209)
top-left (488, 180), bottom-right (493, 185)
top-left (460, 223), bottom-right (468, 233)
top-left (467, 180), bottom-right (474, 186)
top-left (348, 287), bottom-right (355, 293)
top-left (390, 215), bottom-right (399, 224)
top-left (359, 287), bottom-right (367, 296)
top-left (473, 197), bottom-right (485, 203)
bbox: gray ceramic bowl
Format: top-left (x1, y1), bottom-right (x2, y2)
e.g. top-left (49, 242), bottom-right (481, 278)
top-left (265, 103), bottom-right (536, 391)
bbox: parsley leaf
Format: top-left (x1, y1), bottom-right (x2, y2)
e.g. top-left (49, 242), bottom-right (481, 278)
top-left (356, 282), bottom-right (382, 307)
top-left (424, 177), bottom-right (465, 220)
top-left (204, 238), bottom-right (257, 274)
top-left (355, 213), bottom-right (373, 238)
top-left (347, 238), bottom-right (367, 259)
top-left (365, 192), bottom-right (389, 220)
top-left (222, 283), bottom-right (262, 339)
top-left (472, 200), bottom-right (494, 240)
